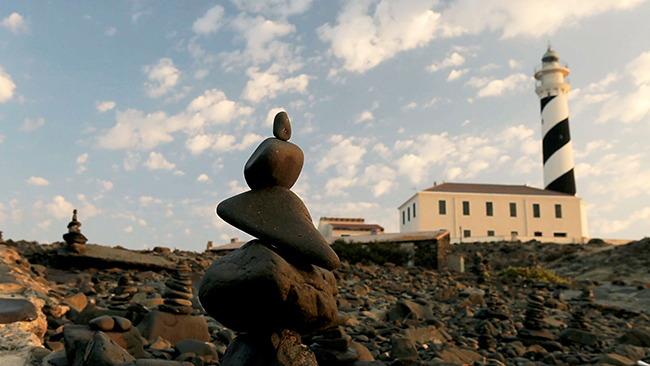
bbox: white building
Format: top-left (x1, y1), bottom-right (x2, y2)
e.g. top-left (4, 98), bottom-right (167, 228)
top-left (398, 182), bottom-right (589, 244)
top-left (318, 217), bottom-right (385, 237)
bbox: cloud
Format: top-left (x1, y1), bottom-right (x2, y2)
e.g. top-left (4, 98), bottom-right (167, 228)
top-left (77, 194), bottom-right (101, 218)
top-left (98, 179), bottom-right (113, 191)
top-left (508, 59), bottom-right (522, 69)
top-left (356, 110), bottom-right (374, 123)
top-left (466, 73), bottom-right (531, 98)
top-left (27, 176), bottom-right (49, 186)
top-left (2, 13), bottom-right (28, 34)
top-left (446, 68), bottom-right (468, 81)
top-left (225, 14), bottom-right (297, 67)
top-left (596, 51), bottom-right (650, 123)
top-left (192, 5), bottom-right (225, 35)
top-left (241, 67), bottom-right (310, 102)
top-left (46, 196), bottom-right (75, 220)
top-left (143, 58), bottom-right (180, 98)
top-left (105, 26), bottom-right (117, 36)
top-left (76, 153), bottom-right (89, 164)
top-left (318, 0), bottom-right (454, 73)
top-left (124, 225), bottom-right (134, 233)
top-left (427, 52), bottom-right (465, 72)
top-left (19, 118), bottom-right (45, 132)
top-left (95, 100), bottom-right (116, 112)
top-left (37, 220), bottom-right (52, 230)
top-left (139, 196), bottom-right (163, 206)
top-left (579, 152), bottom-right (650, 200)
top-left (144, 152), bottom-right (176, 170)
top-left (185, 133), bottom-right (263, 155)
top-left (266, 107), bottom-right (286, 126)
top-left (594, 207), bottom-right (650, 235)
top-left (0, 66), bottom-right (16, 102)
top-left (316, 135), bottom-right (368, 178)
top-left (230, 0), bottom-right (314, 17)
top-left (197, 174), bottom-right (210, 182)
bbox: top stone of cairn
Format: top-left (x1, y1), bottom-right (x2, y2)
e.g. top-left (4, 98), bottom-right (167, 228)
top-left (273, 111), bottom-right (292, 141)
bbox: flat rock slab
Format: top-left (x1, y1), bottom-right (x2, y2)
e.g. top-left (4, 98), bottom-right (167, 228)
top-left (217, 186), bottom-right (339, 270)
top-left (0, 298), bottom-right (37, 324)
top-left (136, 310), bottom-right (209, 345)
top-left (55, 244), bottom-right (175, 270)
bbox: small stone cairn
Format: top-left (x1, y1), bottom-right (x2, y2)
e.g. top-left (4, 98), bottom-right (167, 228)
top-left (517, 293), bottom-right (553, 345)
top-left (200, 112), bottom-right (340, 366)
top-left (476, 291), bottom-right (511, 321)
top-left (579, 286), bottom-right (596, 304)
top-left (108, 274), bottom-right (138, 310)
top-left (160, 261), bottom-right (195, 315)
top-left (557, 308), bottom-right (598, 346)
top-left (472, 252), bottom-right (491, 284)
top-left (0, 230), bottom-right (4, 244)
top-left (62, 209), bottom-right (88, 254)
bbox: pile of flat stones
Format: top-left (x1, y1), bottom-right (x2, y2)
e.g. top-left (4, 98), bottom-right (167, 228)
top-left (200, 112), bottom-right (340, 366)
top-left (62, 209), bottom-right (87, 254)
top-left (108, 274), bottom-right (137, 310)
top-left (160, 262), bottom-right (194, 315)
top-left (517, 293), bottom-right (554, 345)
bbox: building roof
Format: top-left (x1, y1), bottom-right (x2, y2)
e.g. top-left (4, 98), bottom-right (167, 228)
top-left (325, 230), bottom-right (448, 245)
top-left (422, 182), bottom-right (575, 197)
top-left (329, 223), bottom-right (384, 231)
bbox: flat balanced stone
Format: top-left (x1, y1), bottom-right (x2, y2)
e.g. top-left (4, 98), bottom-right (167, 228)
top-left (273, 111), bottom-right (292, 141)
top-left (217, 186), bottom-right (340, 271)
top-left (199, 240), bottom-right (338, 334)
top-left (244, 138), bottom-right (304, 190)
top-left (0, 298), bottom-right (38, 324)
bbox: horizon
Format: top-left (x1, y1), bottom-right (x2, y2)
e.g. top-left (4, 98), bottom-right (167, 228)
top-left (1, 1), bottom-right (649, 252)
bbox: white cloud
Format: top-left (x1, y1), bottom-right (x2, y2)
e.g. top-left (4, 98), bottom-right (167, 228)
top-left (466, 73), bottom-right (531, 98)
top-left (231, 0), bottom-right (314, 17)
top-left (579, 152), bottom-right (650, 200)
top-left (124, 152), bottom-right (140, 171)
top-left (594, 207), bottom-right (650, 235)
top-left (241, 67), bottom-right (310, 102)
top-left (423, 97), bottom-right (441, 108)
top-left (185, 133), bottom-right (263, 155)
top-left (98, 179), bottom-right (113, 191)
top-left (373, 180), bottom-right (393, 197)
top-left (19, 117), bottom-right (45, 132)
top-left (95, 100), bottom-right (116, 112)
top-left (508, 59), bottom-right (522, 69)
top-left (187, 89), bottom-right (255, 125)
top-left (124, 225), bottom-right (134, 233)
top-left (229, 180), bottom-right (247, 195)
top-left (427, 52), bottom-right (465, 72)
top-left (193, 6), bottom-right (225, 35)
top-left (318, 0), bottom-right (455, 73)
top-left (316, 135), bottom-right (368, 179)
top-left (356, 110), bottom-right (374, 123)
top-left (76, 153), bottom-right (89, 164)
top-left (37, 219), bottom-right (52, 230)
top-left (446, 68), bottom-right (468, 81)
top-left (105, 26), bottom-right (117, 36)
top-left (403, 102), bottom-right (418, 111)
top-left (626, 51), bottom-right (650, 86)
top-left (27, 176), bottom-right (49, 186)
top-left (2, 13), bottom-right (27, 34)
top-left (77, 194), bottom-right (101, 218)
top-left (197, 174), bottom-right (210, 182)
top-left (0, 66), bottom-right (16, 103)
top-left (225, 14), bottom-right (297, 67)
top-left (46, 196), bottom-right (75, 220)
top-left (140, 196), bottom-right (163, 206)
top-left (596, 84), bottom-right (650, 123)
top-left (144, 152), bottom-right (176, 170)
top-left (143, 58), bottom-right (180, 98)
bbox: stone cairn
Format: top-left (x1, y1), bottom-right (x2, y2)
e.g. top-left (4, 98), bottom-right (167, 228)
top-left (0, 230), bottom-right (4, 244)
top-left (568, 309), bottom-right (590, 330)
top-left (199, 111), bottom-right (340, 366)
top-left (160, 261), bottom-right (194, 315)
top-left (62, 209), bottom-right (88, 254)
top-left (579, 286), bottom-right (596, 304)
top-left (472, 252), bottom-right (491, 284)
top-left (517, 293), bottom-right (553, 345)
top-left (107, 274), bottom-right (138, 310)
top-left (476, 291), bottom-right (511, 321)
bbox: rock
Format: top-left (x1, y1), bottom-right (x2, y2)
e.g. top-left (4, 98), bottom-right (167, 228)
top-left (54, 244), bottom-right (176, 271)
top-left (598, 353), bottom-right (634, 366)
top-left (113, 316), bottom-right (132, 332)
top-left (390, 334), bottom-right (418, 361)
top-left (437, 348), bottom-right (484, 364)
top-left (199, 240), bottom-right (338, 334)
top-left (350, 341), bottom-right (374, 361)
top-left (136, 310), bottom-right (209, 345)
top-left (388, 300), bottom-right (434, 322)
top-left (217, 187), bottom-right (339, 270)
top-left (82, 331), bottom-right (135, 366)
top-left (273, 111), bottom-right (292, 141)
top-left (89, 315), bottom-right (115, 331)
top-left (244, 138), bottom-right (303, 189)
top-left (159, 262), bottom-right (195, 315)
top-left (220, 330), bottom-right (317, 366)
top-left (174, 339), bottom-right (218, 362)
top-left (402, 326), bottom-right (452, 344)
top-left (557, 328), bottom-right (598, 346)
top-left (115, 361), bottom-right (193, 366)
top-left (619, 329), bottom-right (650, 347)
top-left (0, 298), bottom-right (38, 323)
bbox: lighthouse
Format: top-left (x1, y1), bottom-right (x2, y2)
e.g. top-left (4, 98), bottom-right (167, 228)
top-left (534, 46), bottom-right (576, 195)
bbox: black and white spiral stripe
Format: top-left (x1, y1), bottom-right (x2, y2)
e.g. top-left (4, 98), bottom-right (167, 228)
top-left (541, 92), bottom-right (576, 195)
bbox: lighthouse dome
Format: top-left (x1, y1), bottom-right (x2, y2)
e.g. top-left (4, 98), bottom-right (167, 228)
top-left (542, 47), bottom-right (559, 63)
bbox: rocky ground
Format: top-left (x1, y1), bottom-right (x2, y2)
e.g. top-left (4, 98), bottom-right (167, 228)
top-left (1, 237), bottom-right (650, 366)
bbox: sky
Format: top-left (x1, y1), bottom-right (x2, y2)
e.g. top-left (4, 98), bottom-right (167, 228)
top-left (1, 0), bottom-right (650, 252)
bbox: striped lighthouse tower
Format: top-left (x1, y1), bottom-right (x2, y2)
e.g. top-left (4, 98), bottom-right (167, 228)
top-left (534, 46), bottom-right (576, 195)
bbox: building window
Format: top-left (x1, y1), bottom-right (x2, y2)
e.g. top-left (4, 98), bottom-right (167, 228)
top-left (511, 231), bottom-right (518, 236)
top-left (463, 201), bottom-right (470, 215)
top-left (510, 202), bottom-right (517, 217)
top-left (533, 203), bottom-right (540, 218)
top-left (439, 200), bottom-right (446, 215)
top-left (487, 230), bottom-right (495, 237)
top-left (555, 204), bottom-right (562, 218)
top-left (402, 211), bottom-right (405, 225)
top-left (407, 207), bottom-right (410, 221)
top-left (554, 232), bottom-right (567, 237)
top-left (463, 230), bottom-right (471, 238)
top-left (413, 203), bottom-right (416, 218)
top-left (486, 202), bottom-right (493, 216)
top-left (534, 231), bottom-right (542, 237)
